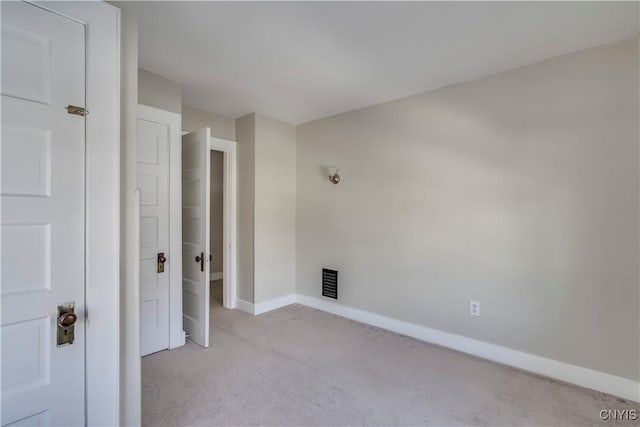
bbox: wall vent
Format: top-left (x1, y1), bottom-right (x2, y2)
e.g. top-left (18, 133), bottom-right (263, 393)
top-left (322, 268), bottom-right (338, 299)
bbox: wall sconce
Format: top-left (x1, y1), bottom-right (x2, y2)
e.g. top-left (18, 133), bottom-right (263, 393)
top-left (328, 166), bottom-right (340, 184)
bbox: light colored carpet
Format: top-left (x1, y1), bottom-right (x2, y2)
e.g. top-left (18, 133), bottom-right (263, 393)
top-left (142, 281), bottom-right (637, 426)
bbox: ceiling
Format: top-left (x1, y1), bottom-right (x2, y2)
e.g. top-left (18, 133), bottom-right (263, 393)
top-left (138, 1), bottom-right (639, 125)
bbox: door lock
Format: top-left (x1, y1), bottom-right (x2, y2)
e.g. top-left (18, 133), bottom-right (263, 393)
top-left (57, 303), bottom-right (77, 346)
top-left (157, 252), bottom-right (167, 273)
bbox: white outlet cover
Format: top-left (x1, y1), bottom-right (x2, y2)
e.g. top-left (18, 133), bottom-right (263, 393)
top-left (470, 300), bottom-right (480, 316)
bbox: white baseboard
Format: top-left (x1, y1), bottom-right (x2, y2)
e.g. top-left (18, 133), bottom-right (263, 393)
top-left (294, 294), bottom-right (640, 402)
top-left (254, 294), bottom-right (297, 315)
top-left (236, 294), bottom-right (297, 316)
top-left (232, 292), bottom-right (639, 401)
top-left (209, 272), bottom-right (223, 281)
top-left (236, 299), bottom-right (254, 315)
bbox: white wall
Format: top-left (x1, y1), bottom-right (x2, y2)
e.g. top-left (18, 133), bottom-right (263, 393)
top-left (295, 37), bottom-right (639, 382)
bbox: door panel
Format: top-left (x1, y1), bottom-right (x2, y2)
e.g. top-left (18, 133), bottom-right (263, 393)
top-left (1, 2), bottom-right (85, 425)
top-left (138, 118), bottom-right (170, 356)
top-left (182, 128), bottom-right (210, 348)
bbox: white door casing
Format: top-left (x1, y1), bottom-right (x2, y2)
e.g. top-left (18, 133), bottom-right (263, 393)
top-left (209, 137), bottom-right (238, 310)
top-left (182, 128), bottom-right (210, 348)
top-left (1, 2), bottom-right (85, 425)
top-left (137, 118), bottom-right (170, 356)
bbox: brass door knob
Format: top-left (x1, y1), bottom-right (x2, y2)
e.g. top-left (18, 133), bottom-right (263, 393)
top-left (58, 312), bottom-right (77, 328)
top-left (157, 252), bottom-right (167, 273)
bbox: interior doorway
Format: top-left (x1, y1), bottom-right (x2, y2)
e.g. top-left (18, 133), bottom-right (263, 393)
top-left (209, 150), bottom-right (224, 309)
top-left (208, 137), bottom-right (238, 314)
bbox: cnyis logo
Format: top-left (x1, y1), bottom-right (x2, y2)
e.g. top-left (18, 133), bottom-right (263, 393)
top-left (599, 409), bottom-right (638, 421)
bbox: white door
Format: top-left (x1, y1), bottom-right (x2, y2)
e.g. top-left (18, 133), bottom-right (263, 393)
top-left (182, 128), bottom-right (210, 348)
top-left (1, 2), bottom-right (86, 425)
top-left (138, 118), bottom-right (170, 356)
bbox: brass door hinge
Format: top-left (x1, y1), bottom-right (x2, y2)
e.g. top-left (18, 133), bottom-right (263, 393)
top-left (66, 105), bottom-right (88, 116)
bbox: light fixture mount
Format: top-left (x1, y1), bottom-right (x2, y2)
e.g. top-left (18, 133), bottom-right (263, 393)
top-left (328, 166), bottom-right (340, 184)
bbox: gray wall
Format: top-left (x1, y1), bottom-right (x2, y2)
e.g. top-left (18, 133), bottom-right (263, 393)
top-left (235, 113), bottom-right (297, 303)
top-left (183, 106), bottom-right (236, 140)
top-left (138, 71), bottom-right (237, 141)
top-left (210, 151), bottom-right (224, 274)
top-left (254, 114), bottom-right (297, 303)
top-left (295, 37), bottom-right (639, 381)
top-left (138, 69), bottom-right (181, 113)
top-left (235, 114), bottom-right (256, 302)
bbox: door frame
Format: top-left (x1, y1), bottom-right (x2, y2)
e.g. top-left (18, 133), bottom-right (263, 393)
top-left (209, 137), bottom-right (238, 309)
top-left (28, 1), bottom-right (120, 425)
top-left (137, 104), bottom-right (184, 350)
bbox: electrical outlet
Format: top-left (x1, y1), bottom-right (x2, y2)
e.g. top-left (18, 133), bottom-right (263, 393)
top-left (469, 300), bottom-right (480, 316)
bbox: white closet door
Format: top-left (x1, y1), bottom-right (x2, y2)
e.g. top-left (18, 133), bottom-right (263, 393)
top-left (1, 2), bottom-right (85, 425)
top-left (138, 118), bottom-right (170, 356)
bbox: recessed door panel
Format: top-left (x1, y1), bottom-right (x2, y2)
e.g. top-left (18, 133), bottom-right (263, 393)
top-left (1, 24), bottom-right (51, 104)
top-left (1, 224), bottom-right (50, 294)
top-left (0, 128), bottom-right (51, 197)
